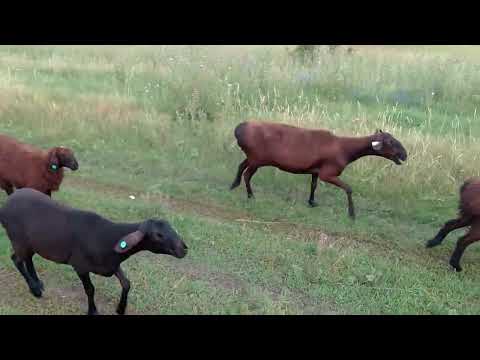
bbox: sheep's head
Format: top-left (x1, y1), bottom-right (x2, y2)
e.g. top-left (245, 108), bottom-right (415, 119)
top-left (48, 146), bottom-right (79, 172)
top-left (371, 130), bottom-right (407, 165)
top-left (114, 219), bottom-right (188, 259)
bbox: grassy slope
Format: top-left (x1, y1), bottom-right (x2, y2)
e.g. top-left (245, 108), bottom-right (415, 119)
top-left (1, 45), bottom-right (480, 314)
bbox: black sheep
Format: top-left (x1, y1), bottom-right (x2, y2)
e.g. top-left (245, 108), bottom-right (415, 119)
top-left (0, 188), bottom-right (188, 315)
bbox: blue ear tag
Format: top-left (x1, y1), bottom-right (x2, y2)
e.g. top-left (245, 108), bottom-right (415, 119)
top-left (120, 240), bottom-right (128, 249)
top-left (51, 164), bottom-right (58, 171)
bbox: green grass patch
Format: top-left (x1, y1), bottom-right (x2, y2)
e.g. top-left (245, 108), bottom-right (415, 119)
top-left (1, 45), bottom-right (480, 314)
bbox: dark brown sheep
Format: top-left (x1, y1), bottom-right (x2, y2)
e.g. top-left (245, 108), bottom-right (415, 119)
top-left (0, 133), bottom-right (79, 196)
top-left (230, 121), bottom-right (407, 219)
top-left (0, 188), bottom-right (188, 315)
top-left (426, 178), bottom-right (480, 272)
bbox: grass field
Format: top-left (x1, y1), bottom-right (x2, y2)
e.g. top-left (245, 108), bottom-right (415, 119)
top-left (1, 45), bottom-right (480, 315)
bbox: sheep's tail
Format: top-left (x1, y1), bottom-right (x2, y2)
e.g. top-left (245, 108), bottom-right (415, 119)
top-left (460, 178), bottom-right (474, 196)
top-left (230, 122), bottom-right (249, 190)
top-left (459, 180), bottom-right (469, 216)
top-left (458, 177), bottom-right (480, 217)
top-left (234, 122), bottom-right (248, 148)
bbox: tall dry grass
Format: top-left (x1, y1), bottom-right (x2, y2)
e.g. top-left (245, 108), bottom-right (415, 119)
top-left (0, 45), bottom-right (479, 205)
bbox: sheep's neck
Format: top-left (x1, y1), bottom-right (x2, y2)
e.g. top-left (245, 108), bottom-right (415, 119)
top-left (339, 135), bottom-right (377, 164)
top-left (113, 223), bottom-right (144, 262)
top-left (43, 167), bottom-right (64, 190)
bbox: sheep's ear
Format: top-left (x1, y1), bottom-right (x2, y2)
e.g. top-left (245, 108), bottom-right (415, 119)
top-left (372, 141), bottom-right (382, 151)
top-left (114, 230), bottom-right (145, 253)
top-left (47, 149), bottom-right (60, 172)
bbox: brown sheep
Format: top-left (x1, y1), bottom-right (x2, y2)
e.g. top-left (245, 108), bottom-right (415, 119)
top-left (230, 121), bottom-right (407, 219)
top-left (0, 133), bottom-right (78, 197)
top-left (426, 178), bottom-right (480, 272)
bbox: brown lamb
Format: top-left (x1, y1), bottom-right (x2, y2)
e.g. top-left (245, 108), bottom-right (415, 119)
top-left (0, 133), bottom-right (79, 196)
top-left (427, 178), bottom-right (480, 271)
top-left (230, 120), bottom-right (407, 219)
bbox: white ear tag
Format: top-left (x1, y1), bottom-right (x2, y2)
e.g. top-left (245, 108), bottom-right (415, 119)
top-left (372, 141), bottom-right (382, 151)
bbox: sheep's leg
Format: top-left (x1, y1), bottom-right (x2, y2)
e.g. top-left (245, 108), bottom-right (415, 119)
top-left (308, 174), bottom-right (319, 207)
top-left (449, 228), bottom-right (480, 272)
top-left (25, 256), bottom-right (44, 291)
top-left (426, 216), bottom-right (471, 248)
top-left (114, 267), bottom-right (131, 315)
top-left (319, 173), bottom-right (355, 219)
top-left (0, 181), bottom-right (14, 195)
top-left (243, 166), bottom-right (258, 199)
top-left (76, 271), bottom-right (98, 315)
top-left (11, 254), bottom-right (42, 298)
top-left (230, 159), bottom-right (248, 190)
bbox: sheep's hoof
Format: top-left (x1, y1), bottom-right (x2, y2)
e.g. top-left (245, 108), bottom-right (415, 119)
top-left (425, 239), bottom-right (440, 248)
top-left (247, 194), bottom-right (255, 199)
top-left (308, 200), bottom-right (318, 208)
top-left (37, 280), bottom-right (45, 292)
top-left (87, 310), bottom-right (99, 315)
top-left (30, 286), bottom-right (43, 298)
top-left (449, 260), bottom-right (462, 272)
top-left (116, 307), bottom-right (126, 315)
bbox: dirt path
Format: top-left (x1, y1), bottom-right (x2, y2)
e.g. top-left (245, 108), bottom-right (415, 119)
top-left (66, 176), bottom-right (251, 222)
top-left (66, 176), bottom-right (416, 260)
top-left (65, 176), bottom-right (342, 247)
